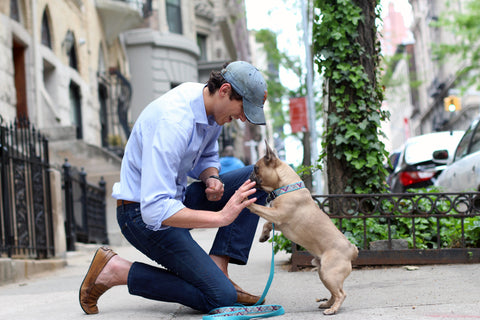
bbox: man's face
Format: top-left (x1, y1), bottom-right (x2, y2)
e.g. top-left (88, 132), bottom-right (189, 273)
top-left (215, 85), bottom-right (247, 125)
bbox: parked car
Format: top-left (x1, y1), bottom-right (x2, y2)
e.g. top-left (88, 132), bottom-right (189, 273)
top-left (385, 149), bottom-right (401, 188)
top-left (387, 131), bottom-right (465, 192)
top-left (435, 116), bottom-right (480, 192)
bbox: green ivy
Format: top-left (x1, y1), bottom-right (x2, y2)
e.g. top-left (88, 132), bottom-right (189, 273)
top-left (312, 0), bottom-right (390, 194)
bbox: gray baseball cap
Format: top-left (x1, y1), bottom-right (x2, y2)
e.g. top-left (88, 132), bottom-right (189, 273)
top-left (221, 61), bottom-right (267, 125)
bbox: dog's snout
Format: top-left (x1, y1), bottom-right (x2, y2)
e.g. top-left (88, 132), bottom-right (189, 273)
top-left (249, 170), bottom-right (256, 181)
top-left (249, 166), bottom-right (261, 186)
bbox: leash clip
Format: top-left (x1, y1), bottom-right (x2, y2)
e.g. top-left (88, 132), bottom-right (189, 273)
top-left (266, 192), bottom-right (276, 203)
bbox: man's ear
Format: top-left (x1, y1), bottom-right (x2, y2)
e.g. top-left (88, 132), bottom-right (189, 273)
top-left (219, 83), bottom-right (231, 97)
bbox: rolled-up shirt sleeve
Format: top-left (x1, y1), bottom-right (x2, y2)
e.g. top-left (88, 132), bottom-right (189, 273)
top-left (140, 120), bottom-right (189, 231)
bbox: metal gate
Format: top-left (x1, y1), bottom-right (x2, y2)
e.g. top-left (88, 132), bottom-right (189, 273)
top-left (0, 119), bottom-right (54, 258)
top-left (63, 159), bottom-right (108, 251)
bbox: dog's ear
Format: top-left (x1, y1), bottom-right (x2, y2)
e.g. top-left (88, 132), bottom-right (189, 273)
top-left (264, 139), bottom-right (278, 165)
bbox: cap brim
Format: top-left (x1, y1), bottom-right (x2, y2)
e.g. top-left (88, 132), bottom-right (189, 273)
top-left (243, 99), bottom-right (266, 125)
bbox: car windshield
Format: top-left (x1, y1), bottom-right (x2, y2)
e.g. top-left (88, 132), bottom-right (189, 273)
top-left (404, 131), bottom-right (464, 165)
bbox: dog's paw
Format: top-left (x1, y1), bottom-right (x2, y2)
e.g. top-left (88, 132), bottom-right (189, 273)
top-left (323, 308), bottom-right (337, 315)
top-left (259, 234), bottom-right (270, 242)
top-left (259, 222), bottom-right (273, 242)
top-left (311, 258), bottom-right (321, 267)
top-left (318, 298), bottom-right (334, 310)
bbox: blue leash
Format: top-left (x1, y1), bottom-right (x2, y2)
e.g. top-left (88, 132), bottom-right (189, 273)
top-left (203, 224), bottom-right (285, 319)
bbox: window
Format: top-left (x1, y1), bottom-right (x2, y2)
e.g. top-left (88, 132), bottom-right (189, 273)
top-left (454, 128), bottom-right (474, 161)
top-left (64, 30), bottom-right (78, 70)
top-left (98, 83), bottom-right (108, 147)
top-left (41, 9), bottom-right (52, 49)
top-left (10, 0), bottom-right (20, 22)
top-left (166, 0), bottom-right (182, 34)
top-left (197, 34), bottom-right (207, 61)
top-left (69, 82), bottom-right (83, 139)
top-left (468, 122), bottom-right (480, 155)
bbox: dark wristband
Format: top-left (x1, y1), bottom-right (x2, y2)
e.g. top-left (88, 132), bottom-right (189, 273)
top-left (208, 175), bottom-right (223, 183)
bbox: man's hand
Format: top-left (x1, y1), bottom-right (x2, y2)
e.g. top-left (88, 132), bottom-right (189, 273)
top-left (218, 180), bottom-right (257, 226)
top-left (205, 176), bottom-right (224, 201)
top-left (163, 179), bottom-right (257, 229)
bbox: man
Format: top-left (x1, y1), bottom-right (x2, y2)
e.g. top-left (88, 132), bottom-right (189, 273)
top-left (79, 61), bottom-right (268, 314)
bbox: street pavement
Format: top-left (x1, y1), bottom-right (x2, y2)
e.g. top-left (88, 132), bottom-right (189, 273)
top-left (1, 218), bottom-right (479, 320)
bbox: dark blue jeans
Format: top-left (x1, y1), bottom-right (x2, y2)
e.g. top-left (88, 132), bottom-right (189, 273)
top-left (116, 165), bottom-right (267, 312)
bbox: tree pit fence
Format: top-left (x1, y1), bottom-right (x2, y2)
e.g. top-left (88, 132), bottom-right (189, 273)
top-left (290, 192), bottom-right (480, 271)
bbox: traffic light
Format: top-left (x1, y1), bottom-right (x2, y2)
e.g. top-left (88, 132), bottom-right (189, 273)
top-left (444, 95), bottom-right (461, 112)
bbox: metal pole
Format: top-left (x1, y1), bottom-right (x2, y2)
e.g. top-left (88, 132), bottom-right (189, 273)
top-left (302, 0), bottom-right (319, 192)
top-left (63, 159), bottom-right (76, 251)
top-left (1, 126), bottom-right (13, 257)
top-left (79, 168), bottom-right (88, 242)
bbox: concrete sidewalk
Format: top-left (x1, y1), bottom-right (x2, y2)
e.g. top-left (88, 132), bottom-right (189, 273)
top-left (0, 219), bottom-right (479, 320)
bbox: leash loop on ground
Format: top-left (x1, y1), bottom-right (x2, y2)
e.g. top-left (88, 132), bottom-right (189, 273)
top-left (203, 224), bottom-right (284, 319)
top-left (204, 304), bottom-right (284, 319)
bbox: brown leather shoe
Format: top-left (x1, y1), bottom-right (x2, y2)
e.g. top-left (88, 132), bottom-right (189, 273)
top-left (229, 279), bottom-right (264, 305)
top-left (79, 246), bottom-right (117, 314)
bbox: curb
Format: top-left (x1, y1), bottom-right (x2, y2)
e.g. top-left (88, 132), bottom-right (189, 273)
top-left (0, 257), bottom-right (67, 286)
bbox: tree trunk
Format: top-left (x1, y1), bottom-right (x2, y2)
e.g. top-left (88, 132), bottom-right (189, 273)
top-left (326, 79), bottom-right (350, 195)
top-left (302, 131), bottom-right (313, 191)
top-left (326, 0), bottom-right (378, 195)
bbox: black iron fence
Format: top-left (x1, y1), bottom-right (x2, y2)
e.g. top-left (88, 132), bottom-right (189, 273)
top-left (63, 159), bottom-right (108, 251)
top-left (291, 192), bottom-right (480, 270)
top-left (0, 119), bottom-right (54, 258)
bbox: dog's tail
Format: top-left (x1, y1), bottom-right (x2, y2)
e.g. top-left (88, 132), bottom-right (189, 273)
top-left (350, 243), bottom-right (359, 262)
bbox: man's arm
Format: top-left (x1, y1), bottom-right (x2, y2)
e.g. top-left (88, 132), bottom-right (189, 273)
top-left (162, 180), bottom-right (257, 228)
top-left (199, 167), bottom-right (224, 202)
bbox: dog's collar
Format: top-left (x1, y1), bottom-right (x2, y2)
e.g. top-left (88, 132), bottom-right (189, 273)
top-left (267, 181), bottom-right (306, 202)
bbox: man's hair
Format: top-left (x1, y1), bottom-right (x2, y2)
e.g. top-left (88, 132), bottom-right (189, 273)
top-left (206, 62), bottom-right (243, 101)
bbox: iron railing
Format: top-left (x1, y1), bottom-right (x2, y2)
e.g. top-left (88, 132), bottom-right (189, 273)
top-left (290, 192), bottom-right (480, 270)
top-left (63, 159), bottom-right (108, 251)
top-left (0, 119), bottom-right (54, 258)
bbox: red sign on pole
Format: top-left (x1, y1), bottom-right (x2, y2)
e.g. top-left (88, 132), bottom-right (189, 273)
top-left (289, 97), bottom-right (309, 133)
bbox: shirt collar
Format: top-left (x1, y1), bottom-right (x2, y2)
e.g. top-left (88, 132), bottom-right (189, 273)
top-left (191, 85), bottom-right (218, 127)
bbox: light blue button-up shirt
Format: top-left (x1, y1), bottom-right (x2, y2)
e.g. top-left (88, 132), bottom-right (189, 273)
top-left (112, 83), bottom-right (222, 230)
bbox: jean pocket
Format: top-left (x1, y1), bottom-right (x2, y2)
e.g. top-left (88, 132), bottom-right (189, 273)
top-left (121, 220), bottom-right (152, 257)
top-left (118, 207), bottom-right (152, 255)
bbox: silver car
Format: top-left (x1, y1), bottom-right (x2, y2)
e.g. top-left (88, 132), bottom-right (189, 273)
top-left (387, 131), bottom-right (465, 192)
top-left (435, 116), bottom-right (480, 192)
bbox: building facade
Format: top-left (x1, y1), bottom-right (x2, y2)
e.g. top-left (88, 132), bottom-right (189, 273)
top-left (0, 0), bottom-right (143, 147)
top-left (0, 0), bottom-right (266, 246)
top-left (384, 0), bottom-right (480, 151)
top-left (409, 0), bottom-right (480, 135)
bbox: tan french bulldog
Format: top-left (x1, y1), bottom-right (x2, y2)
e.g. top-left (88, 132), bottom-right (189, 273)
top-left (248, 142), bottom-right (359, 315)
